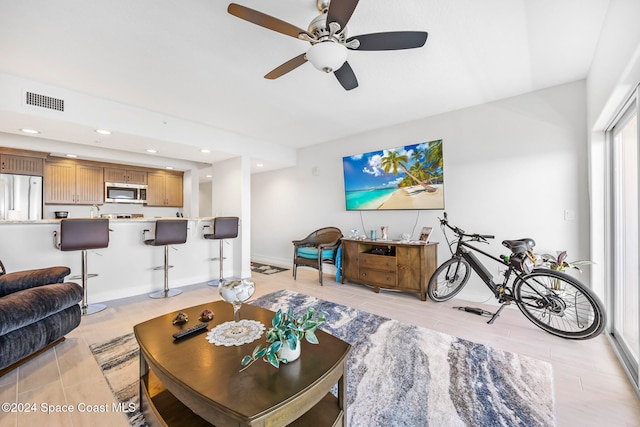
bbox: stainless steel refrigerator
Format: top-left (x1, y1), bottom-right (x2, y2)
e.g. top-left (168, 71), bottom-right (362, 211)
top-left (0, 174), bottom-right (43, 220)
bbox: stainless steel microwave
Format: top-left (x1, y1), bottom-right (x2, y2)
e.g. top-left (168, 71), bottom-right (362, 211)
top-left (104, 182), bottom-right (147, 204)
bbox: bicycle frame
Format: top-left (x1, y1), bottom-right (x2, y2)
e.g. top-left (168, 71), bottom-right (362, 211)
top-left (458, 243), bottom-right (502, 287)
top-left (444, 223), bottom-right (537, 323)
top-left (450, 234), bottom-right (516, 285)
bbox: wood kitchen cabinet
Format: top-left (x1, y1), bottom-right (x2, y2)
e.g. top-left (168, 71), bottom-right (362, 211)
top-left (146, 171), bottom-right (183, 207)
top-left (44, 160), bottom-right (104, 205)
top-left (341, 239), bottom-right (438, 301)
top-left (103, 167), bottom-right (147, 185)
top-left (0, 154), bottom-right (44, 176)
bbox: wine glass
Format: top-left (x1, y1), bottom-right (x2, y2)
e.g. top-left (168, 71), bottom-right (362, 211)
top-left (207, 278), bottom-right (264, 346)
top-left (219, 279), bottom-right (255, 332)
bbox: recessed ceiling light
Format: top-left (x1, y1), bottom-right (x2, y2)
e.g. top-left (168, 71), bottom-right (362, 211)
top-left (165, 166), bottom-right (174, 170)
top-left (201, 149), bottom-right (211, 153)
top-left (66, 154), bottom-right (78, 158)
top-left (20, 128), bottom-right (40, 134)
top-left (205, 174), bottom-right (212, 178)
top-left (146, 149), bottom-right (157, 153)
top-left (95, 129), bottom-right (111, 135)
top-left (256, 163), bottom-right (264, 167)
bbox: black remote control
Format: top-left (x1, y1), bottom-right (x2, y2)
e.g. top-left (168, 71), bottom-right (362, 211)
top-left (172, 323), bottom-right (208, 340)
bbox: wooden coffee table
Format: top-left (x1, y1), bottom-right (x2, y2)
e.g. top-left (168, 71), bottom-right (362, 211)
top-left (133, 300), bottom-right (351, 427)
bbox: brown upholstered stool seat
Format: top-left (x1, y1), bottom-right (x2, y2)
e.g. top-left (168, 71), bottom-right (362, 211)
top-left (203, 217), bottom-right (239, 286)
top-left (143, 220), bottom-right (188, 298)
top-left (57, 219), bottom-right (110, 315)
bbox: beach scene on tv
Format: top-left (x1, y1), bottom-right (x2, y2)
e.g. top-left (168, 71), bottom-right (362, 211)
top-left (343, 139), bottom-right (444, 210)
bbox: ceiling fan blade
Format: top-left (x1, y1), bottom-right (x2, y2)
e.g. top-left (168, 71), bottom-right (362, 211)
top-left (326, 0), bottom-right (359, 31)
top-left (334, 62), bottom-right (358, 91)
top-left (347, 31), bottom-right (428, 51)
top-left (227, 3), bottom-right (309, 40)
top-left (264, 53), bottom-right (308, 79)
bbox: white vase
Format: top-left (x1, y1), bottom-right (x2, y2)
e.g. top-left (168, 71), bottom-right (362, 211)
top-left (278, 339), bottom-right (301, 362)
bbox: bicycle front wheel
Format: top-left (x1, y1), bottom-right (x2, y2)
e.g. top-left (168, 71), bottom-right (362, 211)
top-left (427, 257), bottom-right (471, 302)
top-left (513, 269), bottom-right (606, 340)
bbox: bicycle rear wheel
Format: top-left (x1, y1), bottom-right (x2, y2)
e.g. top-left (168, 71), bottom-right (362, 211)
top-left (513, 269), bottom-right (605, 340)
top-left (427, 257), bottom-right (471, 302)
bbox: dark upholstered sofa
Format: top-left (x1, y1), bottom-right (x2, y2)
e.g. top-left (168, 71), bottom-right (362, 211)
top-left (0, 263), bottom-right (82, 374)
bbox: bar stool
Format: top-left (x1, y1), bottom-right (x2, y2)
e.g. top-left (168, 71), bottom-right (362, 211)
top-left (143, 219), bottom-right (188, 299)
top-left (55, 218), bottom-right (110, 315)
top-left (203, 217), bottom-right (239, 286)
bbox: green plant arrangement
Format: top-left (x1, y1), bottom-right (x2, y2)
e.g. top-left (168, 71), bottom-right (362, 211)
top-left (541, 251), bottom-right (594, 272)
top-left (240, 307), bottom-right (326, 371)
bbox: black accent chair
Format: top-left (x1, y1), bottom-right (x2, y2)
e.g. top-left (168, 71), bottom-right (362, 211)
top-left (292, 227), bottom-right (342, 285)
top-left (143, 220), bottom-right (188, 298)
top-left (56, 218), bottom-right (110, 315)
top-left (0, 263), bottom-right (82, 375)
top-left (204, 217), bottom-right (239, 286)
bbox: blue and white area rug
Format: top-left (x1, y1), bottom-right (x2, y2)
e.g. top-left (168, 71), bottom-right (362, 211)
top-left (251, 290), bottom-right (555, 427)
top-left (90, 289), bottom-right (555, 427)
top-left (89, 333), bottom-right (146, 427)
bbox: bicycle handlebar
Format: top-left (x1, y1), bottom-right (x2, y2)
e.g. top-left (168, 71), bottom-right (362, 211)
top-left (439, 213), bottom-right (494, 242)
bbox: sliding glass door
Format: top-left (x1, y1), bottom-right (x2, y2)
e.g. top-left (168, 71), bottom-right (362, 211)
top-left (609, 90), bottom-right (639, 387)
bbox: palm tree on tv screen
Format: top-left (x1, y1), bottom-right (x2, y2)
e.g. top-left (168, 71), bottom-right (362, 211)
top-left (425, 140), bottom-right (443, 170)
top-left (380, 150), bottom-right (436, 192)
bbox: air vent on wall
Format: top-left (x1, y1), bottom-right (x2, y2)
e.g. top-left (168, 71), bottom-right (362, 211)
top-left (25, 91), bottom-right (64, 112)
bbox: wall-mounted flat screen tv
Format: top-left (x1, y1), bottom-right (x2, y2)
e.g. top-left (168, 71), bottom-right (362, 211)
top-left (342, 139), bottom-right (444, 210)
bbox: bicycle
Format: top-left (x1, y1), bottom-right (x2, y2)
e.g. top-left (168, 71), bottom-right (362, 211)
top-left (426, 213), bottom-right (606, 340)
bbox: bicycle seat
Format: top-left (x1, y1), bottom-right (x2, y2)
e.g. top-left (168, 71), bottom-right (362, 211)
top-left (502, 238), bottom-right (535, 254)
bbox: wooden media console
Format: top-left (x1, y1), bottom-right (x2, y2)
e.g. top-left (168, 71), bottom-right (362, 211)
top-left (341, 239), bottom-right (438, 301)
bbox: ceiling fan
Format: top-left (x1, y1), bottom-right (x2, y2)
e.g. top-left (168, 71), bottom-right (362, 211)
top-left (227, 0), bottom-right (428, 91)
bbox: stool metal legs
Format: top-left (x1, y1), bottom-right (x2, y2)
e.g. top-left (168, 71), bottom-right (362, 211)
top-left (79, 250), bottom-right (106, 315)
top-left (208, 240), bottom-right (225, 287)
top-left (150, 246), bottom-right (182, 298)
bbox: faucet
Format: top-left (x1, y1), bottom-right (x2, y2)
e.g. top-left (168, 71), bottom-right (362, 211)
top-left (90, 204), bottom-right (101, 218)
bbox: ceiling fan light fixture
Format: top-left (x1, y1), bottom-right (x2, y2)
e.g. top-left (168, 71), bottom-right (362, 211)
top-left (306, 41), bottom-right (348, 73)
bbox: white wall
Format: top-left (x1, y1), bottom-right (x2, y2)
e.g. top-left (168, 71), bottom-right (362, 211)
top-left (199, 181), bottom-right (213, 217)
top-left (586, 0), bottom-right (640, 301)
top-left (211, 156), bottom-right (251, 279)
top-left (252, 81), bottom-right (589, 301)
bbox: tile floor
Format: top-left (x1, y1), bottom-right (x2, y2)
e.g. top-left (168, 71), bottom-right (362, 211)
top-left (1, 268), bottom-right (639, 427)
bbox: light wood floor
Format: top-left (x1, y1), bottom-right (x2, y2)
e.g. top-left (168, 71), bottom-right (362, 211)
top-left (1, 268), bottom-right (639, 427)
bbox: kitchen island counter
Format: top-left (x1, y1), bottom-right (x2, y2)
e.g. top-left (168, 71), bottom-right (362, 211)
top-left (0, 217), bottom-right (234, 303)
top-left (0, 217), bottom-right (214, 225)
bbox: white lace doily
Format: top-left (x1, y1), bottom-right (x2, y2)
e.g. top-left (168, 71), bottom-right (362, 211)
top-left (206, 320), bottom-right (265, 346)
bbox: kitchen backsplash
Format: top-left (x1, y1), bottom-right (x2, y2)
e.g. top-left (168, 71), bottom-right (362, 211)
top-left (43, 204), bottom-right (183, 219)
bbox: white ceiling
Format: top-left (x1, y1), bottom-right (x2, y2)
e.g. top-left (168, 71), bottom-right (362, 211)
top-left (0, 0), bottom-right (610, 175)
